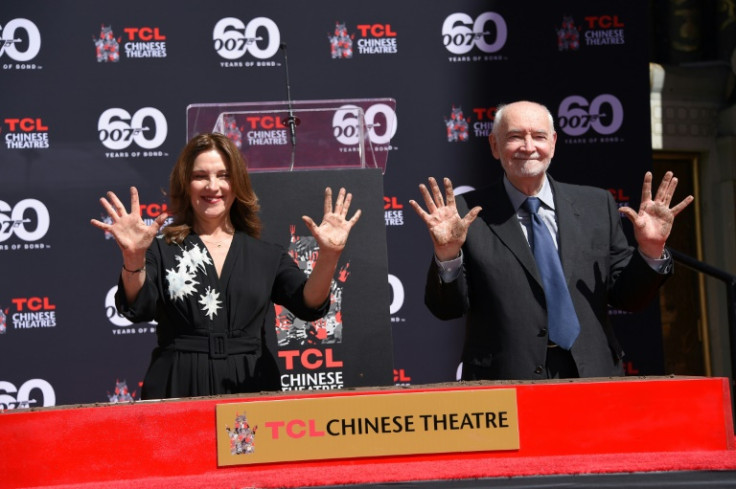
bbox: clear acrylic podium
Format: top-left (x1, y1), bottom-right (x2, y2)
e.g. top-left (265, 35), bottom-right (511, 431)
top-left (186, 98), bottom-right (396, 173)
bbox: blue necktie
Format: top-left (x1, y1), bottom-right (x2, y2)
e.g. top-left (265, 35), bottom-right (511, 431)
top-left (523, 197), bottom-right (580, 350)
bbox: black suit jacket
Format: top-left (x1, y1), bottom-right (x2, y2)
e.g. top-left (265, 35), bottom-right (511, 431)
top-left (425, 176), bottom-right (670, 380)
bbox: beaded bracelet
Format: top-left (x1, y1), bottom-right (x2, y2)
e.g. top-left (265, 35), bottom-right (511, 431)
top-left (122, 263), bottom-right (146, 273)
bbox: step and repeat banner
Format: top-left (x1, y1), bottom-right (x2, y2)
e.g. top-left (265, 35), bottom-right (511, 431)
top-left (0, 0), bottom-right (657, 408)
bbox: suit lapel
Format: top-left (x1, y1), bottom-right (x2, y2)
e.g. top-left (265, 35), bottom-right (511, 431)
top-left (469, 182), bottom-right (541, 286)
top-left (550, 178), bottom-right (583, 284)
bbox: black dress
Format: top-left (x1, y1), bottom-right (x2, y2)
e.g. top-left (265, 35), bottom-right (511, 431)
top-left (116, 231), bottom-right (329, 399)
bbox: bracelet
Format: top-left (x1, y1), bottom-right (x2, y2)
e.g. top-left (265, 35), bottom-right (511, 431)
top-left (122, 263), bottom-right (146, 273)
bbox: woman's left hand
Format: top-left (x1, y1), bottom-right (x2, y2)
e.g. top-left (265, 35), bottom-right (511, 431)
top-left (302, 187), bottom-right (361, 255)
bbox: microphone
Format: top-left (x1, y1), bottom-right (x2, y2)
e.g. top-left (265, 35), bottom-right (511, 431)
top-left (280, 42), bottom-right (298, 170)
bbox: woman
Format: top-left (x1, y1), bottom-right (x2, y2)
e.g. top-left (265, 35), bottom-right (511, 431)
top-left (90, 132), bottom-right (361, 399)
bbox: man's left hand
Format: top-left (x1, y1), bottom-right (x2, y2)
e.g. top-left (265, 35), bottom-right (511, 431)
top-left (620, 171), bottom-right (694, 259)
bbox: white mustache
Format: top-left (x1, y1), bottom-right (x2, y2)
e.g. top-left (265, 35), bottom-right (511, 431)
top-left (512, 153), bottom-right (541, 160)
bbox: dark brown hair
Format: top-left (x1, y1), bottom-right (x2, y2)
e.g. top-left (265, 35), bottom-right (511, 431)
top-left (162, 132), bottom-right (261, 243)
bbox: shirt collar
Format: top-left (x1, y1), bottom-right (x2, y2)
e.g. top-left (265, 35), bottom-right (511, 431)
top-left (503, 174), bottom-right (555, 212)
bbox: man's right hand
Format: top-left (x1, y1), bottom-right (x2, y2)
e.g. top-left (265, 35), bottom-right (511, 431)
top-left (409, 177), bottom-right (482, 261)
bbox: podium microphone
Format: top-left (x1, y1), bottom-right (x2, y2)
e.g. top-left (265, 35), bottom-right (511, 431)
top-left (280, 42), bottom-right (298, 170)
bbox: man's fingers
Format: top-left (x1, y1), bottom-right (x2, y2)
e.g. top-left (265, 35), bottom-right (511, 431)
top-left (429, 177), bottom-right (445, 207)
top-left (409, 199), bottom-right (430, 220)
top-left (443, 177), bottom-right (456, 206)
top-left (653, 171), bottom-right (674, 203)
top-left (640, 171), bottom-right (653, 204)
top-left (619, 205), bottom-right (638, 225)
top-left (647, 171), bottom-right (693, 213)
top-left (417, 177), bottom-right (456, 216)
top-left (418, 184), bottom-right (437, 213)
top-left (670, 195), bottom-right (694, 217)
top-left (463, 206), bottom-right (483, 226)
top-left (662, 176), bottom-right (678, 206)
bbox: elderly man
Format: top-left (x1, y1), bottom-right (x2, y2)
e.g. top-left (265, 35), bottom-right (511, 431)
top-left (410, 100), bottom-right (693, 380)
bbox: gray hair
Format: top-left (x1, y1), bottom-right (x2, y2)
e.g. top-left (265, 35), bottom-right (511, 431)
top-left (492, 101), bottom-right (555, 137)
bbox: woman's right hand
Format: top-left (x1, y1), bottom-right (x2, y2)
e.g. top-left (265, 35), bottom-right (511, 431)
top-left (90, 186), bottom-right (168, 267)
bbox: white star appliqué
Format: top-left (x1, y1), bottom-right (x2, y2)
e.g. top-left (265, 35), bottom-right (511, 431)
top-left (175, 243), bottom-right (212, 274)
top-left (166, 243), bottom-right (212, 301)
top-left (199, 286), bottom-right (222, 320)
top-left (166, 266), bottom-right (199, 301)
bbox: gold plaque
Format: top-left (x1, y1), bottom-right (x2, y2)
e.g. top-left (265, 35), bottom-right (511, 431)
top-left (216, 388), bottom-right (519, 465)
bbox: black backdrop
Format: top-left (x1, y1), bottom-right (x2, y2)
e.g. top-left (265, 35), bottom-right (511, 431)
top-left (0, 0), bottom-right (659, 408)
